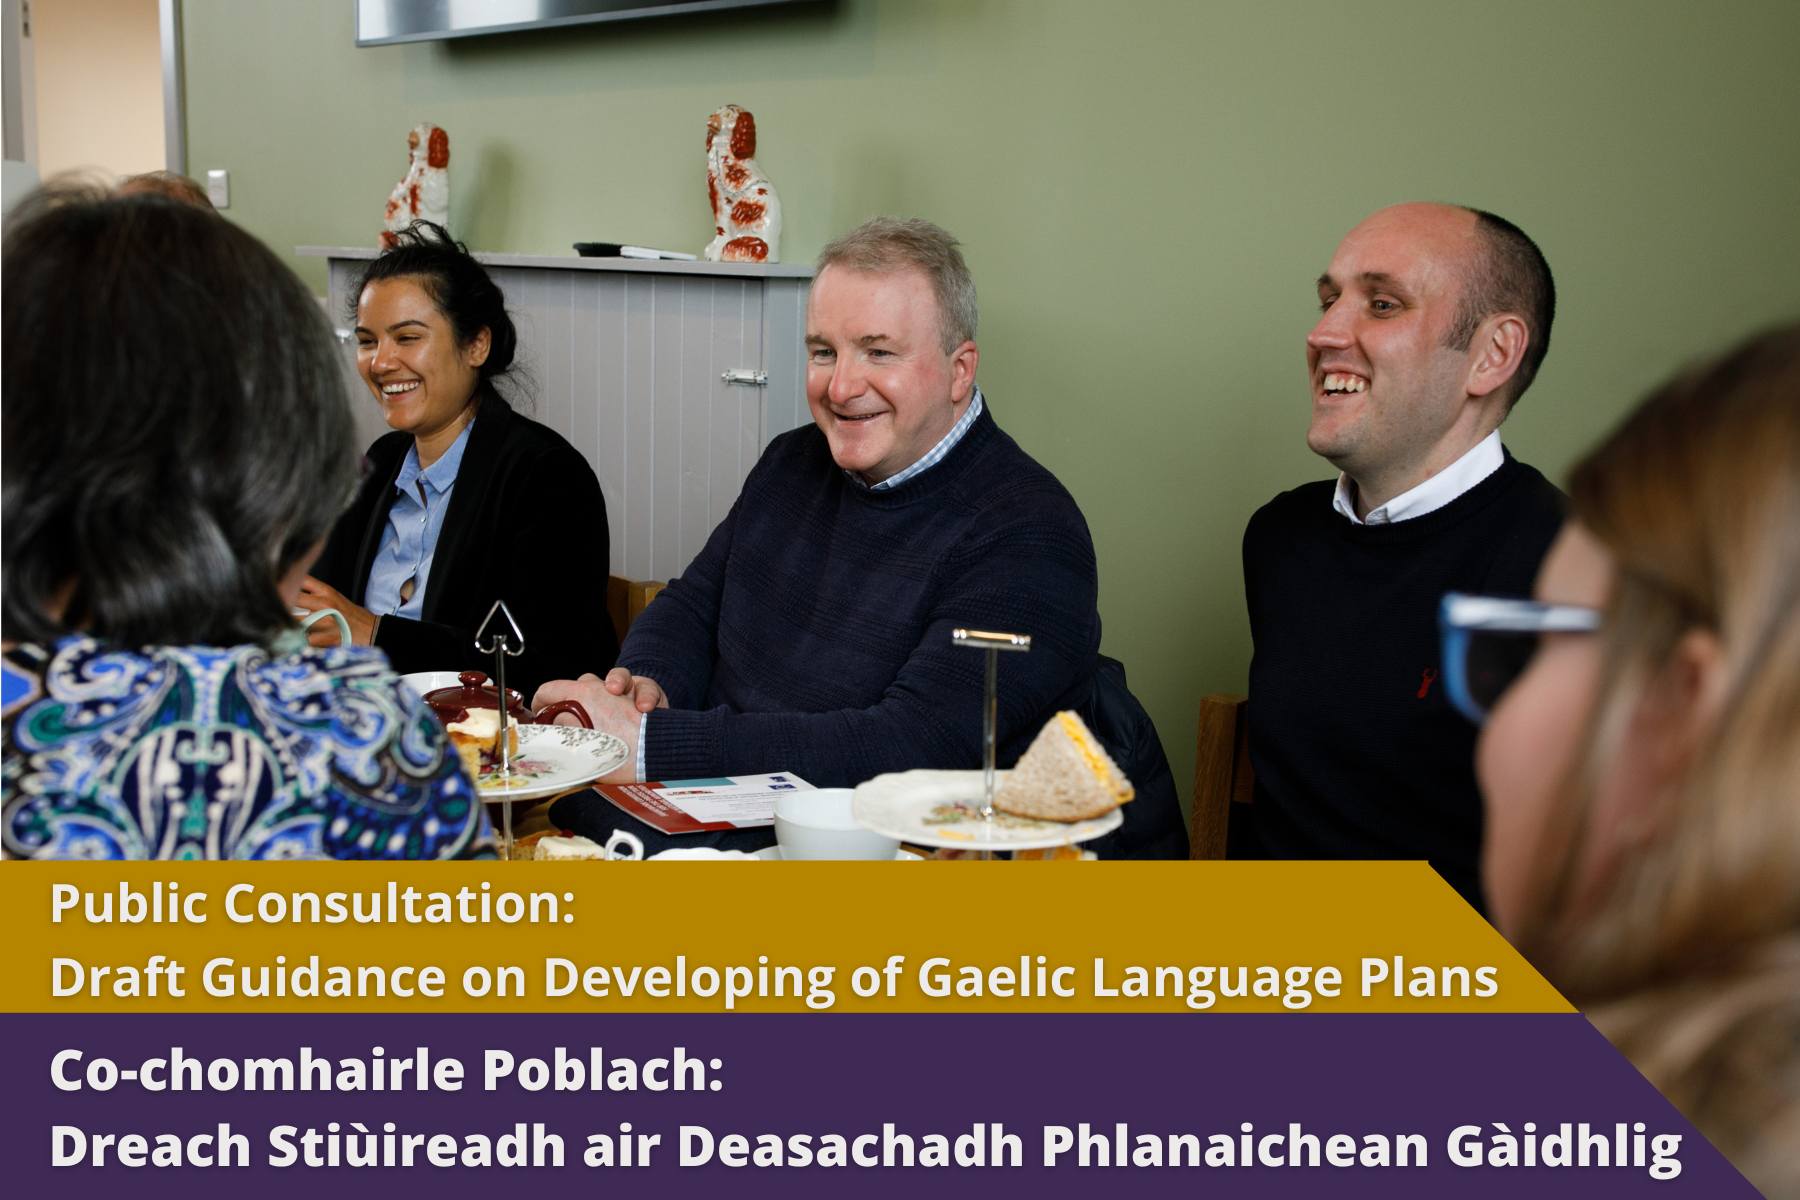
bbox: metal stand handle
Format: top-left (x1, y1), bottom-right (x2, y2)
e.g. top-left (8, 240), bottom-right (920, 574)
top-left (952, 628), bottom-right (1031, 820)
top-left (475, 600), bottom-right (526, 855)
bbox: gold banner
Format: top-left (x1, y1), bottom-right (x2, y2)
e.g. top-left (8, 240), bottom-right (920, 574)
top-left (1, 860), bottom-right (1570, 1014)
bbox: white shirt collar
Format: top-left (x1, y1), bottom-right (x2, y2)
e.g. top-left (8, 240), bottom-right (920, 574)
top-left (1332, 430), bottom-right (1505, 525)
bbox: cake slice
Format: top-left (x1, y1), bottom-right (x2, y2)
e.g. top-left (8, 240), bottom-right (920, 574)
top-left (995, 711), bottom-right (1134, 822)
top-left (534, 834), bottom-right (608, 861)
top-left (445, 707), bottom-right (518, 781)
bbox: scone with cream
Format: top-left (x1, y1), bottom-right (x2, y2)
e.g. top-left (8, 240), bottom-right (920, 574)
top-left (534, 834), bottom-right (608, 861)
top-left (445, 707), bottom-right (519, 781)
top-left (995, 711), bottom-right (1133, 822)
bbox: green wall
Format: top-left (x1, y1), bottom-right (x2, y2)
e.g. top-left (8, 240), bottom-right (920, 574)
top-left (183, 0), bottom-right (1800, 818)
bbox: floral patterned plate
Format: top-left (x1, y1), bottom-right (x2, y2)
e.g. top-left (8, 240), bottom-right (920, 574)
top-left (852, 769), bottom-right (1122, 851)
top-left (476, 724), bottom-right (629, 802)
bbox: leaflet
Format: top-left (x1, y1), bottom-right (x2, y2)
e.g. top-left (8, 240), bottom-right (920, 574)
top-left (598, 774), bottom-right (813, 835)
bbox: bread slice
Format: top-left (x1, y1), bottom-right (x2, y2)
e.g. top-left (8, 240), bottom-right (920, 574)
top-left (445, 707), bottom-right (518, 781)
top-left (995, 711), bottom-right (1134, 822)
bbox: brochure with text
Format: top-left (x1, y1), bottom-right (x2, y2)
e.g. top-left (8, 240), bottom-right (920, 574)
top-left (598, 773), bottom-right (814, 835)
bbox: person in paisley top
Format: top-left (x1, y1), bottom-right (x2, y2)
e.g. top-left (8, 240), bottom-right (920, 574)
top-left (1, 184), bottom-right (493, 861)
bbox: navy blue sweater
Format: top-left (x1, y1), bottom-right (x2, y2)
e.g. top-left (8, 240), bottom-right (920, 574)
top-left (1241, 454), bottom-right (1565, 910)
top-left (621, 402), bottom-right (1101, 787)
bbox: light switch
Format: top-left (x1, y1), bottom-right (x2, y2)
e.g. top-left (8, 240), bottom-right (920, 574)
top-left (206, 170), bottom-right (229, 209)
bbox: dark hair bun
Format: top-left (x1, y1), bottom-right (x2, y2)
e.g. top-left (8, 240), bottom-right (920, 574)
top-left (483, 305), bottom-right (517, 377)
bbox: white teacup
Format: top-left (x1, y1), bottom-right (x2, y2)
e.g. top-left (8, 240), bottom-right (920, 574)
top-left (295, 607), bottom-right (351, 646)
top-left (773, 789), bottom-right (900, 861)
top-left (603, 830), bottom-right (645, 860)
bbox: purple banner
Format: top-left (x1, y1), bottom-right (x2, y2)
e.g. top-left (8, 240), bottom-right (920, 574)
top-left (0, 1013), bottom-right (1756, 1197)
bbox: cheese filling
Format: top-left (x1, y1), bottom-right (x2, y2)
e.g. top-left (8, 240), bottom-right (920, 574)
top-left (1056, 711), bottom-right (1134, 802)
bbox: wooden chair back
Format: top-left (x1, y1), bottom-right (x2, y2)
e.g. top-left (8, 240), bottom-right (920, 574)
top-left (1191, 693), bottom-right (1252, 860)
top-left (606, 575), bottom-right (666, 645)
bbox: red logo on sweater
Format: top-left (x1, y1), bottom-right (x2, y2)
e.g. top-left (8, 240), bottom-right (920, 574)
top-left (1417, 668), bottom-right (1438, 699)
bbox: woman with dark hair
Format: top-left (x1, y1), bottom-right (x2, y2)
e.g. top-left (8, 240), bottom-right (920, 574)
top-left (2, 186), bottom-right (491, 860)
top-left (298, 221), bottom-right (616, 697)
top-left (1445, 325), bottom-right (1800, 1195)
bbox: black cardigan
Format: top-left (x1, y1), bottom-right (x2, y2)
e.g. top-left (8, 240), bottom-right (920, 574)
top-left (313, 394), bottom-right (618, 697)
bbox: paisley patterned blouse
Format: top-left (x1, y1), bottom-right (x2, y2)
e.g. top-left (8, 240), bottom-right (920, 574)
top-left (2, 638), bottom-right (494, 860)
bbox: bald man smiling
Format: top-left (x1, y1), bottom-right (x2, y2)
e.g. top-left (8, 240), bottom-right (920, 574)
top-left (1238, 203), bottom-right (1565, 911)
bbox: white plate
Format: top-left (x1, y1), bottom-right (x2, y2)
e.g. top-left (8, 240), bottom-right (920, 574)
top-left (475, 724), bottom-right (630, 802)
top-left (752, 846), bottom-right (922, 862)
top-left (649, 847), bottom-right (761, 862)
top-left (401, 670), bottom-right (464, 699)
top-left (853, 769), bottom-right (1123, 851)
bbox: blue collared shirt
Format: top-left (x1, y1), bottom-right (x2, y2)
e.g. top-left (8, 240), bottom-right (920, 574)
top-left (366, 419), bottom-right (476, 619)
top-left (847, 387), bottom-right (986, 492)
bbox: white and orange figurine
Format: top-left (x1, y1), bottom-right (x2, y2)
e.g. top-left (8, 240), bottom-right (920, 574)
top-left (381, 123), bottom-right (449, 248)
top-left (704, 104), bottom-right (782, 263)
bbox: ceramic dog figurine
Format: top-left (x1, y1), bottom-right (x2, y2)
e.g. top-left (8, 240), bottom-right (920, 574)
top-left (704, 104), bottom-right (781, 263)
top-left (381, 123), bottom-right (449, 248)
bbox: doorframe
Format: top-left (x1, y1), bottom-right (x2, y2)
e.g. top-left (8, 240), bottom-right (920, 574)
top-left (3, 0), bottom-right (37, 165)
top-left (159, 0), bottom-right (183, 172)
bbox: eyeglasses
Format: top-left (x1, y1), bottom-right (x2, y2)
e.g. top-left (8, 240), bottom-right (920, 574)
top-left (1438, 592), bottom-right (1602, 724)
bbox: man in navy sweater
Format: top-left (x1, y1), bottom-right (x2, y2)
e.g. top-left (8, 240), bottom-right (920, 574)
top-left (1238, 203), bottom-right (1565, 911)
top-left (535, 218), bottom-right (1108, 809)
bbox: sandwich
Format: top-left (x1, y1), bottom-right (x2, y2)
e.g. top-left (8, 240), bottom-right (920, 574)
top-left (995, 710), bottom-right (1134, 822)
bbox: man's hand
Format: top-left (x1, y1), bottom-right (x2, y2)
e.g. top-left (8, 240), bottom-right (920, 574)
top-left (532, 674), bottom-right (643, 783)
top-left (295, 577), bottom-right (378, 647)
top-left (601, 666), bottom-right (668, 713)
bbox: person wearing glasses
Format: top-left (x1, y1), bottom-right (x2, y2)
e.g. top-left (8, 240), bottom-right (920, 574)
top-left (1443, 326), bottom-right (1800, 1197)
top-left (297, 222), bottom-right (617, 697)
top-left (2, 186), bottom-right (492, 860)
top-left (1238, 203), bottom-right (1564, 910)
